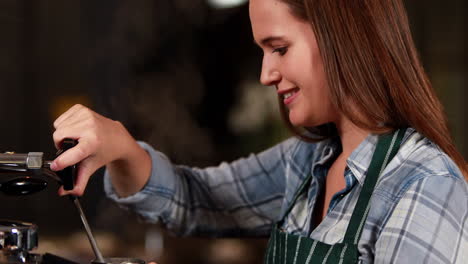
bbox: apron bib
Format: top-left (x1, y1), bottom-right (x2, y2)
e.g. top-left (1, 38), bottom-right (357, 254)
top-left (264, 129), bottom-right (406, 264)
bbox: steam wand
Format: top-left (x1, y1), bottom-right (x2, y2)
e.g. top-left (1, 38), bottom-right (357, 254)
top-left (70, 195), bottom-right (105, 263)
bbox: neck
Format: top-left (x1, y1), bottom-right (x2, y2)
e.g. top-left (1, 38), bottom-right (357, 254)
top-left (335, 117), bottom-right (370, 158)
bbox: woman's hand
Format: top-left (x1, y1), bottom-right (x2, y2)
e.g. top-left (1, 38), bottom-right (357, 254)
top-left (51, 104), bottom-right (151, 197)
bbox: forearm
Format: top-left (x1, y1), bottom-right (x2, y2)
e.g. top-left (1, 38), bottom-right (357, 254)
top-left (104, 139), bottom-right (294, 237)
top-left (106, 140), bottom-right (152, 197)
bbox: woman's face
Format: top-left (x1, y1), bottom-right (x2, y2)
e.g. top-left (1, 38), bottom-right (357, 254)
top-left (250, 0), bottom-right (338, 127)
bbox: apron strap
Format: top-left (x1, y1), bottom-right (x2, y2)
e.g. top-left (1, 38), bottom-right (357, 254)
top-left (343, 128), bottom-right (406, 243)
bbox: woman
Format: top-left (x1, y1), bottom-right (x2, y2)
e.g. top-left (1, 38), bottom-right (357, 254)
top-left (51, 0), bottom-right (467, 263)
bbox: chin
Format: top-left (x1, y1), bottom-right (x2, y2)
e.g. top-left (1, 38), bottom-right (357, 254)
top-left (288, 112), bottom-right (310, 127)
top-left (288, 111), bottom-right (326, 128)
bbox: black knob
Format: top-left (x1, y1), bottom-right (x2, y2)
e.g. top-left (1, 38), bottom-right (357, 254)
top-left (56, 139), bottom-right (78, 191)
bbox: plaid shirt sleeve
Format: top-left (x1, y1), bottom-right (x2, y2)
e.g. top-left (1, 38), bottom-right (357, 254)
top-left (375, 174), bottom-right (468, 264)
top-left (104, 139), bottom-right (298, 237)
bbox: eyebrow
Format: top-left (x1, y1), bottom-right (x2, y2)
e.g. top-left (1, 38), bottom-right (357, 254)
top-left (254, 36), bottom-right (286, 47)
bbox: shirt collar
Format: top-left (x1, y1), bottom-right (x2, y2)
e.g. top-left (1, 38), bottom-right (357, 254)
top-left (312, 134), bottom-right (377, 186)
top-left (345, 128), bottom-right (414, 186)
top-left (314, 136), bottom-right (341, 168)
top-left (346, 133), bottom-right (379, 186)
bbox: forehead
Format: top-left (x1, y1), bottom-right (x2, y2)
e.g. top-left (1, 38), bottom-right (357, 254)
top-left (249, 0), bottom-right (308, 43)
top-left (249, 0), bottom-right (289, 23)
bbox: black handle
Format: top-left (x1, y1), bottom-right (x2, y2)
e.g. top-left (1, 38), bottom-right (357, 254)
top-left (56, 138), bottom-right (78, 191)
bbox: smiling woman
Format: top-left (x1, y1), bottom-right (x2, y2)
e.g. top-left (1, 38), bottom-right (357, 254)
top-left (250, 0), bottom-right (335, 130)
top-left (48, 0), bottom-right (467, 263)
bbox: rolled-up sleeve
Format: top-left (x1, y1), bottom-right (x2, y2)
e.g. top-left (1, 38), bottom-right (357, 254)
top-left (104, 139), bottom-right (298, 237)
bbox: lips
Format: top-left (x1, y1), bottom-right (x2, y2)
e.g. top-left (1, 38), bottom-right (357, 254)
top-left (278, 87), bottom-right (299, 105)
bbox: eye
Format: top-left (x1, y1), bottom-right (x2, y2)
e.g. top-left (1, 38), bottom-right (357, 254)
top-left (272, 46), bottom-right (288, 56)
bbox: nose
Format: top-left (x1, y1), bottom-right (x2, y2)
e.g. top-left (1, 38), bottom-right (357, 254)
top-left (260, 56), bottom-right (281, 86)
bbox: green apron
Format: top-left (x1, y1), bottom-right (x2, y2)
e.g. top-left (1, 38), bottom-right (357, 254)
top-left (264, 129), bottom-right (406, 264)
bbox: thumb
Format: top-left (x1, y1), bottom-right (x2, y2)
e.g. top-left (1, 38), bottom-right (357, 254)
top-left (51, 140), bottom-right (92, 171)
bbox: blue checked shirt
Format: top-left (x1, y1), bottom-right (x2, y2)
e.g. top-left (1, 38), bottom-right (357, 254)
top-left (104, 128), bottom-right (467, 263)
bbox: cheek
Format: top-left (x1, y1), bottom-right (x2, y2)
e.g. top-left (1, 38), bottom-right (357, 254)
top-left (298, 57), bottom-right (335, 119)
top-left (281, 54), bottom-right (312, 86)
top-left (296, 58), bottom-right (328, 99)
top-left (306, 49), bottom-right (329, 94)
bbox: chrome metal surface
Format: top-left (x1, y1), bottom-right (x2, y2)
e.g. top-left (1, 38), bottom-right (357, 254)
top-left (0, 153), bottom-right (28, 167)
top-left (0, 152), bottom-right (45, 170)
top-left (0, 220), bottom-right (38, 251)
top-left (25, 153), bottom-right (43, 170)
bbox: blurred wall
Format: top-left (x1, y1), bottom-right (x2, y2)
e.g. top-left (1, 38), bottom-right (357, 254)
top-left (0, 0), bottom-right (466, 263)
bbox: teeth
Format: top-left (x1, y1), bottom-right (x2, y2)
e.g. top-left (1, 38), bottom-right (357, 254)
top-left (283, 91), bottom-right (295, 99)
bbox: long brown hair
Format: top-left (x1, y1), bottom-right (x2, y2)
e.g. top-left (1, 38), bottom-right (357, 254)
top-left (278, 0), bottom-right (468, 179)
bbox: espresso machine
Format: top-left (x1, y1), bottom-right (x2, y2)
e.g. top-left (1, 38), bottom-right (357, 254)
top-left (0, 139), bottom-right (145, 264)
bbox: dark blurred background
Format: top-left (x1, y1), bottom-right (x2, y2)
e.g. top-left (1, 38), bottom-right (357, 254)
top-left (0, 0), bottom-right (466, 263)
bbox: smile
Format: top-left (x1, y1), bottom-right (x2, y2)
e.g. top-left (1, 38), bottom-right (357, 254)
top-left (279, 87), bottom-right (300, 105)
top-left (284, 91), bottom-right (295, 99)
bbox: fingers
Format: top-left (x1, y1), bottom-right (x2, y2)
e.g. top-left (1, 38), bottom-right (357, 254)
top-left (52, 121), bottom-right (97, 150)
top-left (51, 140), bottom-right (93, 171)
top-left (53, 104), bottom-right (89, 129)
top-left (73, 159), bottom-right (102, 196)
top-left (57, 154), bottom-right (102, 197)
top-left (51, 104), bottom-right (131, 197)
top-left (53, 106), bottom-right (100, 150)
